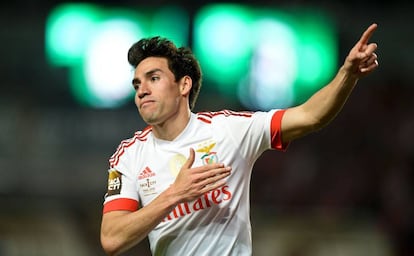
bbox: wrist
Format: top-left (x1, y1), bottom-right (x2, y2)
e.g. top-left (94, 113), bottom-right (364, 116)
top-left (162, 185), bottom-right (182, 209)
top-left (338, 65), bottom-right (359, 83)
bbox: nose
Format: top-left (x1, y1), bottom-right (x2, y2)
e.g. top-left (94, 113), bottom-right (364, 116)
top-left (137, 82), bottom-right (150, 99)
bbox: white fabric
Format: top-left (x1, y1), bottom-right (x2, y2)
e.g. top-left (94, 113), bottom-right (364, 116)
top-left (105, 109), bottom-right (280, 255)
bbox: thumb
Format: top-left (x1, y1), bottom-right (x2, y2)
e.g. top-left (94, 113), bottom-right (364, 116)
top-left (182, 148), bottom-right (195, 170)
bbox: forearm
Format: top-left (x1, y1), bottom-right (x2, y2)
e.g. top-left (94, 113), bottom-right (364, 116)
top-left (101, 189), bottom-right (179, 255)
top-left (281, 66), bottom-right (360, 142)
top-left (301, 65), bottom-right (359, 128)
top-left (281, 24), bottom-right (378, 143)
top-left (100, 154), bottom-right (231, 255)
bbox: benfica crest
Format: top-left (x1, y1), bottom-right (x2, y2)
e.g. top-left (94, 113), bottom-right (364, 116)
top-left (196, 141), bottom-right (219, 165)
top-left (201, 152), bottom-right (218, 165)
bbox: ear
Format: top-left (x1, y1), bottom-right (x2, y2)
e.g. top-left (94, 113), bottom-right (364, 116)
top-left (179, 75), bottom-right (192, 96)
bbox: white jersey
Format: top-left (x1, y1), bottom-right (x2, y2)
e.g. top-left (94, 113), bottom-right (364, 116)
top-left (103, 109), bottom-right (287, 255)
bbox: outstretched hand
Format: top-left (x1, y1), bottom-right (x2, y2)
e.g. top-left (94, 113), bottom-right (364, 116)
top-left (343, 23), bottom-right (379, 77)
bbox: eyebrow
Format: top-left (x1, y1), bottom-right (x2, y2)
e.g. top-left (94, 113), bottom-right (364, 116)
top-left (132, 68), bottom-right (163, 85)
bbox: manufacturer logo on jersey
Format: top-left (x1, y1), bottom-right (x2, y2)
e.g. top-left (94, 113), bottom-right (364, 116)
top-left (169, 153), bottom-right (187, 177)
top-left (196, 140), bottom-right (219, 165)
top-left (138, 166), bottom-right (155, 180)
top-left (107, 169), bottom-right (122, 196)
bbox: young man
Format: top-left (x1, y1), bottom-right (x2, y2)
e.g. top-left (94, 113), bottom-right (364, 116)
top-left (100, 24), bottom-right (379, 255)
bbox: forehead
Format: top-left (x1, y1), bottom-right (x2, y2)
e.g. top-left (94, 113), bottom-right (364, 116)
top-left (135, 57), bottom-right (169, 74)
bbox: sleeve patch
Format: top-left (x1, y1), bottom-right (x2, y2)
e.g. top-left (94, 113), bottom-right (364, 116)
top-left (107, 169), bottom-right (122, 196)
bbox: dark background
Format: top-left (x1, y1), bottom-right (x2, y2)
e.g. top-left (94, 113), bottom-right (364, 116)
top-left (0, 1), bottom-right (412, 255)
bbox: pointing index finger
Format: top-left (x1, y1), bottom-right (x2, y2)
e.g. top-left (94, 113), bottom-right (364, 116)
top-left (358, 23), bottom-right (378, 46)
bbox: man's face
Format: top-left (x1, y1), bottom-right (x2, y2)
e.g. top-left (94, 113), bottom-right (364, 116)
top-left (133, 57), bottom-right (181, 125)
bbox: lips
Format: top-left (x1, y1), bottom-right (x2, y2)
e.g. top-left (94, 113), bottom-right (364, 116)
top-left (140, 100), bottom-right (155, 108)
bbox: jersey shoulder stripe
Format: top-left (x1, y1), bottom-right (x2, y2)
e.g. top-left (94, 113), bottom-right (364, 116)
top-left (197, 110), bottom-right (254, 123)
top-left (109, 126), bottom-right (152, 168)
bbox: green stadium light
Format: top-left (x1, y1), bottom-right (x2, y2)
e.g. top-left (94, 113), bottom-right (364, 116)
top-left (194, 4), bottom-right (253, 96)
top-left (293, 13), bottom-right (337, 104)
top-left (45, 4), bottom-right (189, 108)
top-left (150, 6), bottom-right (190, 47)
top-left (45, 3), bottom-right (102, 66)
top-left (193, 4), bottom-right (337, 109)
top-left (72, 19), bottom-right (144, 108)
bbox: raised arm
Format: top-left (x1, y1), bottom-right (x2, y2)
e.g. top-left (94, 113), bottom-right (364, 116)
top-left (100, 148), bottom-right (231, 255)
top-left (281, 23), bottom-right (379, 142)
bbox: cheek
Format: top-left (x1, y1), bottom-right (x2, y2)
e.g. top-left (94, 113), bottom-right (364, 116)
top-left (164, 92), bottom-right (181, 108)
top-left (134, 93), bottom-right (139, 106)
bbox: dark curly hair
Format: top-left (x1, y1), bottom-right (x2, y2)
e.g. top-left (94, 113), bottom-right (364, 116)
top-left (128, 36), bottom-right (202, 110)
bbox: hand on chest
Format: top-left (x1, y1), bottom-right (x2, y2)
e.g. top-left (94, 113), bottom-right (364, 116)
top-left (137, 139), bottom-right (221, 198)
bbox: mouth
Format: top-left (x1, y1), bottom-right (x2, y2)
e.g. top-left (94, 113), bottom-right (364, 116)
top-left (140, 100), bottom-right (155, 109)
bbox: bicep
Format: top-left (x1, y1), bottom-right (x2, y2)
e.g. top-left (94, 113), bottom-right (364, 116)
top-left (281, 106), bottom-right (319, 142)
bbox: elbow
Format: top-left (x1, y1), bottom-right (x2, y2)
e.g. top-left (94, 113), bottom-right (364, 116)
top-left (101, 233), bottom-right (123, 256)
top-left (315, 115), bottom-right (337, 131)
top-left (308, 113), bottom-right (337, 132)
top-left (310, 118), bottom-right (326, 132)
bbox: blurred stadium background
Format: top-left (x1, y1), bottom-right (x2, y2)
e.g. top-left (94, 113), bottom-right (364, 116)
top-left (0, 0), bottom-right (413, 255)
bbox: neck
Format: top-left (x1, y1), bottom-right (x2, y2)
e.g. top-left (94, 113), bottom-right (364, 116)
top-left (151, 108), bottom-right (191, 141)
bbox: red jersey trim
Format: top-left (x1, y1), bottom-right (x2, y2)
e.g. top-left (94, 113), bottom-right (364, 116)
top-left (197, 110), bottom-right (254, 124)
top-left (271, 110), bottom-right (289, 151)
top-left (109, 126), bottom-right (152, 168)
top-left (103, 198), bottom-right (139, 214)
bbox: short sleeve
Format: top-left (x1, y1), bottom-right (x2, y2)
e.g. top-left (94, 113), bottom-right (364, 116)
top-left (102, 167), bottom-right (139, 213)
top-left (270, 110), bottom-right (289, 151)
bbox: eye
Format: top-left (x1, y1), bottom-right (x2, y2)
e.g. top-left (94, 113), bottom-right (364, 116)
top-left (132, 83), bottom-right (140, 91)
top-left (132, 78), bottom-right (140, 90)
top-left (151, 76), bottom-right (160, 82)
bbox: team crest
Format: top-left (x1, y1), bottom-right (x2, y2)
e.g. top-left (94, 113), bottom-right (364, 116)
top-left (201, 152), bottom-right (218, 165)
top-left (196, 140), bottom-right (219, 165)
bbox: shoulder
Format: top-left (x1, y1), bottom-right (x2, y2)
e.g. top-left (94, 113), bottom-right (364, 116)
top-left (196, 110), bottom-right (255, 124)
top-left (119, 126), bottom-right (153, 147)
top-left (109, 126), bottom-right (152, 168)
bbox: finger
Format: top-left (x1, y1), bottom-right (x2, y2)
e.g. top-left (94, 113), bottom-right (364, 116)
top-left (357, 43), bottom-right (378, 61)
top-left (182, 148), bottom-right (195, 170)
top-left (360, 52), bottom-right (378, 67)
top-left (364, 43), bottom-right (378, 56)
top-left (200, 180), bottom-right (227, 194)
top-left (360, 60), bottom-right (379, 73)
top-left (199, 171), bottom-right (231, 193)
top-left (358, 23), bottom-right (378, 47)
top-left (198, 166), bottom-right (231, 186)
top-left (365, 53), bottom-right (378, 65)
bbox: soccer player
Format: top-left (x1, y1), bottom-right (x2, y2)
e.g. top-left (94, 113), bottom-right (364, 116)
top-left (100, 23), bottom-right (379, 255)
